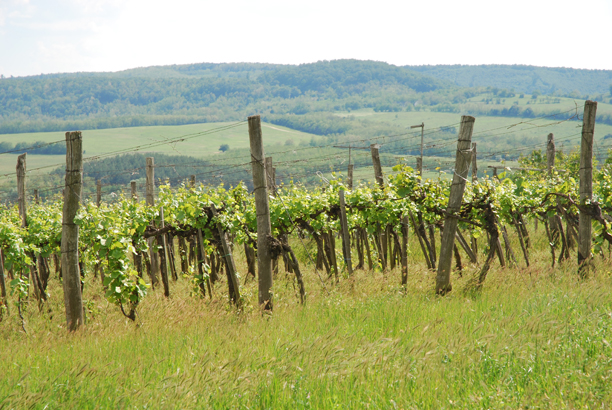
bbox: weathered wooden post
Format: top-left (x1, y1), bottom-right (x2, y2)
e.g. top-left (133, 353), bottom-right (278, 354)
top-left (348, 164), bottom-right (354, 190)
top-left (146, 157), bottom-right (159, 285)
top-left (146, 158), bottom-right (155, 205)
top-left (190, 175), bottom-right (196, 189)
top-left (16, 154), bottom-right (27, 228)
top-left (61, 131), bottom-right (84, 331)
top-left (249, 115), bottom-right (273, 311)
top-left (370, 144), bottom-right (384, 188)
top-left (470, 142), bottom-right (479, 257)
top-left (131, 181), bottom-right (137, 201)
top-left (34, 189), bottom-right (39, 205)
top-left (547, 133), bottom-right (555, 174)
top-left (339, 189), bottom-right (353, 276)
top-left (578, 101), bottom-right (597, 276)
top-left (412, 122), bottom-right (425, 180)
top-left (435, 116), bottom-right (475, 295)
top-left (265, 157), bottom-right (276, 195)
top-left (370, 143), bottom-right (386, 270)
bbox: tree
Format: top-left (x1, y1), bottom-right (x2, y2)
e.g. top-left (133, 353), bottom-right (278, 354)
top-left (219, 144), bottom-right (229, 152)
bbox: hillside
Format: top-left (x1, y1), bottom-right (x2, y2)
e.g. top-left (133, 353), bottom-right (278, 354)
top-left (2, 60), bottom-right (611, 137)
top-left (407, 64), bottom-right (612, 96)
top-left (0, 60), bottom-right (447, 134)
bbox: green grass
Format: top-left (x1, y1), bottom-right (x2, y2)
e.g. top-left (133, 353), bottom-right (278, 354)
top-left (0, 122), bottom-right (317, 176)
top-left (337, 101), bottom-right (612, 156)
top-left (2, 226), bottom-right (612, 408)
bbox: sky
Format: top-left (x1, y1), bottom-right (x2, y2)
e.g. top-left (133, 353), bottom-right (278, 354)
top-left (1, 0), bottom-right (611, 77)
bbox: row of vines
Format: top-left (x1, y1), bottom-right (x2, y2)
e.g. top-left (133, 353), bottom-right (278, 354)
top-left (2, 143), bottom-right (612, 323)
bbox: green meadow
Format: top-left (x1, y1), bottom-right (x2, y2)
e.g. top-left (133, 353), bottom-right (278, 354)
top-left (0, 122), bottom-right (316, 176)
top-left (1, 227), bottom-right (611, 409)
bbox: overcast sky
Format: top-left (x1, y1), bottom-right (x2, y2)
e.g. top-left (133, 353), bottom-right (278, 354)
top-left (1, 0), bottom-right (611, 77)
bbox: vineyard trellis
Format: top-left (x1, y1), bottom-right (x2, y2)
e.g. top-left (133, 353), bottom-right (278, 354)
top-left (2, 101), bottom-right (612, 331)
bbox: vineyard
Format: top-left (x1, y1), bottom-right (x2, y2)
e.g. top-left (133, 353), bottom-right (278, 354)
top-left (1, 101), bottom-right (612, 407)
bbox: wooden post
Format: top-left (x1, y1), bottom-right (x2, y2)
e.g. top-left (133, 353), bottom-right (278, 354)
top-left (578, 100), bottom-right (597, 275)
top-left (248, 115), bottom-right (273, 310)
top-left (348, 164), bottom-right (354, 190)
top-left (265, 157), bottom-right (275, 196)
top-left (16, 154), bottom-right (26, 228)
top-left (435, 116), bottom-right (475, 295)
top-left (96, 180), bottom-right (101, 207)
top-left (146, 158), bottom-right (155, 206)
top-left (131, 181), bottom-right (137, 201)
top-left (547, 133), bottom-right (555, 174)
top-left (34, 189), bottom-right (39, 205)
top-left (61, 131), bottom-right (84, 331)
top-left (156, 207), bottom-right (170, 297)
top-left (211, 204), bottom-right (241, 305)
top-left (190, 175), bottom-right (196, 189)
top-left (146, 157), bottom-right (159, 283)
top-left (339, 189), bottom-right (353, 275)
top-left (371, 143), bottom-right (385, 267)
top-left (370, 144), bottom-right (384, 188)
top-left (471, 143), bottom-right (478, 183)
top-left (411, 122), bottom-right (425, 179)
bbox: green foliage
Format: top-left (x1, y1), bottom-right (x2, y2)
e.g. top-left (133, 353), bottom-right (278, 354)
top-left (0, 140), bottom-right (65, 155)
top-left (409, 64), bottom-right (612, 96)
top-left (5, 144), bottom-right (612, 321)
top-left (9, 276), bottom-right (29, 303)
top-left (3, 61), bottom-right (612, 138)
top-left (50, 152), bottom-right (213, 186)
top-left (219, 144), bottom-right (229, 152)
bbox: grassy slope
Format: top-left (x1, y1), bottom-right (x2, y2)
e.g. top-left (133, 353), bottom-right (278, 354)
top-left (0, 122), bottom-right (316, 176)
top-left (407, 64), bottom-right (612, 95)
top-left (2, 97), bottom-right (612, 190)
top-left (340, 99), bottom-right (612, 155)
top-left (1, 226), bottom-right (612, 408)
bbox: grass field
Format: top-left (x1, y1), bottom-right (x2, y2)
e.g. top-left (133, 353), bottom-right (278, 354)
top-left (1, 103), bottom-right (610, 199)
top-left (338, 103), bottom-right (612, 157)
top-left (1, 226), bottom-right (612, 408)
top-left (0, 121), bottom-right (316, 176)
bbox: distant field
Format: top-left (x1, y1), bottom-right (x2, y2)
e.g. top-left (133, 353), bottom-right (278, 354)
top-left (0, 122), bottom-right (317, 176)
top-left (2, 102), bottom-right (611, 184)
top-left (338, 102), bottom-right (612, 156)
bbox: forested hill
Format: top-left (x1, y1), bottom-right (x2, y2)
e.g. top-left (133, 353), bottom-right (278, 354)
top-left (1, 60), bottom-right (611, 135)
top-left (406, 64), bottom-right (612, 96)
top-left (0, 60), bottom-right (448, 134)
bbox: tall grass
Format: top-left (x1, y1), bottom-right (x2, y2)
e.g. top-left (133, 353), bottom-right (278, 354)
top-left (1, 230), bottom-right (612, 409)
